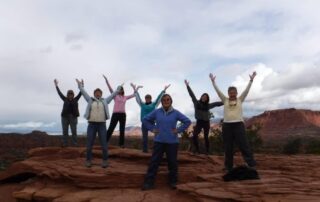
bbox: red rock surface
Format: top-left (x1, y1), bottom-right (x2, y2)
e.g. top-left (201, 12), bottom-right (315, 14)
top-left (1, 146), bottom-right (320, 201)
top-left (246, 108), bottom-right (320, 141)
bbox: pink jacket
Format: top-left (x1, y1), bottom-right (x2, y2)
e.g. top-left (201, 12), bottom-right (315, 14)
top-left (113, 94), bottom-right (135, 113)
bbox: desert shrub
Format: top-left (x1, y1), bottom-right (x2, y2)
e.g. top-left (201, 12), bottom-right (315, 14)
top-left (305, 139), bottom-right (320, 154)
top-left (209, 128), bottom-right (224, 155)
top-left (282, 138), bottom-right (302, 154)
top-left (246, 123), bottom-right (263, 152)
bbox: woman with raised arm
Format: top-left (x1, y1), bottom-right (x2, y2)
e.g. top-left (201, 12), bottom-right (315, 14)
top-left (209, 71), bottom-right (257, 172)
top-left (142, 94), bottom-right (191, 190)
top-left (184, 80), bottom-right (223, 155)
top-left (54, 79), bottom-right (82, 147)
top-left (131, 83), bottom-right (171, 153)
top-left (103, 75), bottom-right (135, 148)
top-left (76, 78), bottom-right (121, 168)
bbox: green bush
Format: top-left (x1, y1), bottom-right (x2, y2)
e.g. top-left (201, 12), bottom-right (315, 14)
top-left (209, 128), bottom-right (224, 155)
top-left (246, 123), bottom-right (263, 152)
top-left (305, 139), bottom-right (320, 154)
top-left (282, 138), bottom-right (302, 154)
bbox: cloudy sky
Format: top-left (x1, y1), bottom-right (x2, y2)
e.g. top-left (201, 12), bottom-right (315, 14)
top-left (1, 0), bottom-right (320, 133)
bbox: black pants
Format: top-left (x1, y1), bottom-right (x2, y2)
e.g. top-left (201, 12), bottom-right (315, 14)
top-left (193, 120), bottom-right (210, 153)
top-left (144, 142), bottom-right (178, 185)
top-left (107, 113), bottom-right (126, 146)
top-left (222, 122), bottom-right (256, 171)
top-left (61, 115), bottom-right (78, 146)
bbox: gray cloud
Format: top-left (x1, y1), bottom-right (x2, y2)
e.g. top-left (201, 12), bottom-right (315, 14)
top-left (1, 1), bottom-right (320, 132)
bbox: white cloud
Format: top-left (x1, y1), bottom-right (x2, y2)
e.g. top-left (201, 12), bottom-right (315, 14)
top-left (0, 122), bottom-right (56, 129)
top-left (1, 1), bottom-right (320, 132)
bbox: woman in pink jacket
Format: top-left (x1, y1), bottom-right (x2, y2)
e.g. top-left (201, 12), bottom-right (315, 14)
top-left (103, 75), bottom-right (135, 147)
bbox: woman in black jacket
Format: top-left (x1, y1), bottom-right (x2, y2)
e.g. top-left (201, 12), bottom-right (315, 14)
top-left (185, 79), bottom-right (223, 154)
top-left (54, 79), bottom-right (82, 147)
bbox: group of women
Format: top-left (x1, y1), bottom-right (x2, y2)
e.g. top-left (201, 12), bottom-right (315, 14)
top-left (54, 71), bottom-right (257, 190)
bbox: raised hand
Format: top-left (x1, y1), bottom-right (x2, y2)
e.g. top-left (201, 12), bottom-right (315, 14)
top-left (249, 71), bottom-right (257, 81)
top-left (209, 73), bottom-right (216, 82)
top-left (184, 79), bottom-right (189, 86)
top-left (75, 79), bottom-right (83, 86)
top-left (164, 84), bottom-right (171, 91)
top-left (130, 83), bottom-right (136, 90)
top-left (54, 79), bottom-right (58, 87)
top-left (136, 85), bottom-right (143, 90)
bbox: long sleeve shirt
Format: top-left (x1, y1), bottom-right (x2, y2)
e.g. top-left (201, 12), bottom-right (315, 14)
top-left (55, 86), bottom-right (81, 117)
top-left (143, 107), bottom-right (191, 144)
top-left (135, 90), bottom-right (165, 121)
top-left (105, 81), bottom-right (135, 113)
top-left (78, 84), bottom-right (120, 121)
top-left (113, 94), bottom-right (135, 113)
top-left (211, 80), bottom-right (253, 123)
top-left (186, 85), bottom-right (223, 121)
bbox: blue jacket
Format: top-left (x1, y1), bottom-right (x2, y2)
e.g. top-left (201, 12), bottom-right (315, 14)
top-left (135, 90), bottom-right (164, 121)
top-left (143, 107), bottom-right (191, 143)
top-left (78, 84), bottom-right (120, 121)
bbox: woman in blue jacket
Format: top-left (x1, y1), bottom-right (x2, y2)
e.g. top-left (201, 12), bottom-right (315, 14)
top-left (142, 94), bottom-right (191, 190)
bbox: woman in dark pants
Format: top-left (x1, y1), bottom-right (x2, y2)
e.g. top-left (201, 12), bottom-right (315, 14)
top-left (142, 94), bottom-right (191, 190)
top-left (184, 79), bottom-right (223, 154)
top-left (209, 71), bottom-right (257, 172)
top-left (54, 79), bottom-right (82, 147)
top-left (103, 75), bottom-right (135, 147)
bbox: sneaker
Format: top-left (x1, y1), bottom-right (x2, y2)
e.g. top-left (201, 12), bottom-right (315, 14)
top-left (102, 160), bottom-right (108, 168)
top-left (141, 183), bottom-right (154, 191)
top-left (85, 160), bottom-right (92, 168)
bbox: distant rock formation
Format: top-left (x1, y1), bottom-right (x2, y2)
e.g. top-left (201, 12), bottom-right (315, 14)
top-left (246, 108), bottom-right (320, 141)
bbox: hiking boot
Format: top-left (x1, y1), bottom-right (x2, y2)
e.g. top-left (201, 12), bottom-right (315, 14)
top-left (85, 160), bottom-right (92, 168)
top-left (102, 160), bottom-right (108, 168)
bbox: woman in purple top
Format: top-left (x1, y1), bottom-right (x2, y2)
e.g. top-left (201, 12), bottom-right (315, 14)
top-left (103, 75), bottom-right (135, 147)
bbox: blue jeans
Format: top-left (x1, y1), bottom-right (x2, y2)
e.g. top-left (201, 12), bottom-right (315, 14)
top-left (86, 122), bottom-right (108, 161)
top-left (141, 123), bottom-right (149, 152)
top-left (144, 142), bottom-right (178, 184)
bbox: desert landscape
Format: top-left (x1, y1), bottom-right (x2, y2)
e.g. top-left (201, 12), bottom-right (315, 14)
top-left (1, 108), bottom-right (320, 201)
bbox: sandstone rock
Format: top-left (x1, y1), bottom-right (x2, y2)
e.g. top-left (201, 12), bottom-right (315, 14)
top-left (1, 147), bottom-right (320, 201)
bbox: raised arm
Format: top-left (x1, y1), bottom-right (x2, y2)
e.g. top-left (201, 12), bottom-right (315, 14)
top-left (209, 73), bottom-right (227, 102)
top-left (105, 85), bottom-right (122, 104)
top-left (76, 79), bottom-right (91, 102)
top-left (74, 80), bottom-right (83, 101)
top-left (208, 101), bottom-right (224, 109)
top-left (103, 74), bottom-right (113, 93)
top-left (54, 79), bottom-right (66, 101)
top-left (239, 71), bottom-right (256, 102)
top-left (154, 84), bottom-right (169, 107)
top-left (131, 83), bottom-right (143, 106)
top-left (185, 80), bottom-right (197, 104)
